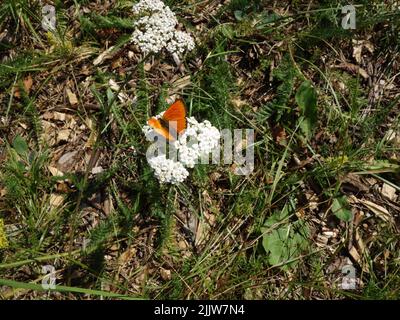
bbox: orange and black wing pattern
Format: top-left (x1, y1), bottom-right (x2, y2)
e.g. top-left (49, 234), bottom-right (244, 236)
top-left (147, 99), bottom-right (187, 141)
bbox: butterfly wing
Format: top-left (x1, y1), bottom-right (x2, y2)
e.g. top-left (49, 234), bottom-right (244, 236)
top-left (161, 99), bottom-right (187, 134)
top-left (147, 99), bottom-right (187, 141)
top-left (147, 117), bottom-right (174, 141)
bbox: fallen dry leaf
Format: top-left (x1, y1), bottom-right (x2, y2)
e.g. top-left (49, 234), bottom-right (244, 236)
top-left (93, 46), bottom-right (115, 66)
top-left (49, 193), bottom-right (64, 209)
top-left (272, 125), bottom-right (287, 146)
top-left (352, 39), bottom-right (374, 64)
top-left (359, 199), bottom-right (394, 223)
top-left (57, 151), bottom-right (79, 172)
top-left (381, 183), bottom-right (397, 201)
top-left (385, 129), bottom-right (396, 143)
top-left (349, 246), bottom-right (361, 264)
top-left (355, 229), bottom-right (366, 253)
top-left (108, 79), bottom-right (130, 103)
top-left (118, 248), bottom-right (136, 265)
top-left (231, 97), bottom-right (247, 108)
top-left (91, 166), bottom-right (103, 174)
top-left (335, 62), bottom-right (369, 79)
top-left (352, 40), bottom-right (363, 64)
top-left (143, 63), bottom-right (152, 71)
top-left (170, 75), bottom-right (191, 93)
top-left (160, 268), bottom-right (172, 281)
top-left (108, 79), bottom-right (119, 91)
top-left (340, 172), bottom-right (370, 193)
top-left (57, 129), bottom-right (71, 142)
top-left (48, 166), bottom-right (64, 177)
top-left (66, 88), bottom-right (78, 105)
top-left (42, 111), bottom-right (70, 122)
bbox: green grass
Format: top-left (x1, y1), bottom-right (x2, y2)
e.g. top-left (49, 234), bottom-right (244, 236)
top-left (0, 0), bottom-right (400, 300)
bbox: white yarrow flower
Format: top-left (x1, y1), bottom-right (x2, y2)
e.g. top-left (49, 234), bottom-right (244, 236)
top-left (144, 114), bottom-right (220, 184)
top-left (131, 0), bottom-right (195, 55)
top-left (148, 154), bottom-right (189, 184)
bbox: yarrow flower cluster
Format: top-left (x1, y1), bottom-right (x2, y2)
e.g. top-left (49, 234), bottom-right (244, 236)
top-left (173, 118), bottom-right (221, 168)
top-left (147, 154), bottom-right (189, 184)
top-left (143, 116), bottom-right (221, 184)
top-left (131, 0), bottom-right (195, 55)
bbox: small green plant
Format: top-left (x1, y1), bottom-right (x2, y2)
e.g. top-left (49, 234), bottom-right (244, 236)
top-left (261, 202), bottom-right (310, 271)
top-left (295, 80), bottom-right (318, 141)
top-left (331, 195), bottom-right (352, 222)
top-left (1, 136), bottom-right (59, 251)
top-left (0, 219), bottom-right (8, 249)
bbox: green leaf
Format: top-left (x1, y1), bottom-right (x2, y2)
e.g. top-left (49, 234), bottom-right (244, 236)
top-left (234, 10), bottom-right (244, 21)
top-left (263, 203), bottom-right (290, 227)
top-left (295, 81), bottom-right (317, 139)
top-left (331, 196), bottom-right (353, 221)
top-left (264, 231), bottom-right (283, 265)
top-left (261, 204), bottom-right (310, 271)
top-left (12, 135), bottom-right (28, 156)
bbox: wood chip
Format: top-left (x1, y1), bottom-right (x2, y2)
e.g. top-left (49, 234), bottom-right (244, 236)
top-left (335, 62), bottom-right (369, 79)
top-left (57, 151), bottom-right (79, 172)
top-left (49, 193), bottom-right (64, 208)
top-left (57, 129), bottom-right (71, 142)
top-left (355, 229), bottom-right (366, 253)
top-left (349, 246), bottom-right (361, 264)
top-left (340, 173), bottom-right (370, 192)
top-left (358, 199), bottom-right (394, 223)
top-left (144, 63), bottom-right (152, 71)
top-left (91, 166), bottom-right (103, 174)
top-left (352, 41), bottom-right (363, 64)
top-left (66, 88), bottom-right (78, 105)
top-left (42, 111), bottom-right (70, 122)
top-left (381, 183), bottom-right (397, 201)
top-left (93, 46), bottom-right (115, 66)
top-left (160, 268), bottom-right (171, 281)
top-left (48, 166), bottom-right (64, 177)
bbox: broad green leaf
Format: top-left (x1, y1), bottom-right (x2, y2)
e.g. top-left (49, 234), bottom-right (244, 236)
top-left (234, 10), bottom-right (244, 21)
top-left (263, 229), bottom-right (283, 265)
top-left (12, 135), bottom-right (28, 156)
top-left (332, 196), bottom-right (353, 221)
top-left (295, 81), bottom-right (317, 140)
top-left (262, 204), bottom-right (310, 271)
top-left (263, 203), bottom-right (290, 227)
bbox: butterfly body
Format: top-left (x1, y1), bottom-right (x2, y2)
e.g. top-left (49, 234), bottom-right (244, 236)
top-left (148, 99), bottom-right (187, 141)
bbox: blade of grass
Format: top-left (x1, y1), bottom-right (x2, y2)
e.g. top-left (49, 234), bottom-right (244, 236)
top-left (0, 278), bottom-right (142, 300)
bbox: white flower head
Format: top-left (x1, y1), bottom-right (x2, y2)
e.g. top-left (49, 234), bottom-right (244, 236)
top-left (132, 0), bottom-right (165, 13)
top-left (148, 154), bottom-right (189, 184)
top-left (131, 0), bottom-right (195, 56)
top-left (144, 113), bottom-right (220, 184)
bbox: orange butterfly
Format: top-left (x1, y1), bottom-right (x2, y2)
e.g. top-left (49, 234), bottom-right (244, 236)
top-left (147, 99), bottom-right (187, 141)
